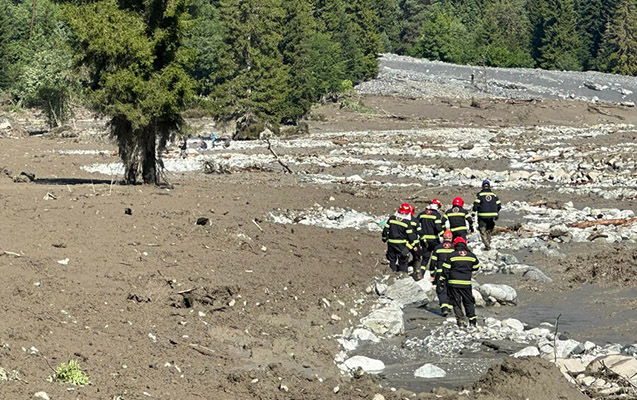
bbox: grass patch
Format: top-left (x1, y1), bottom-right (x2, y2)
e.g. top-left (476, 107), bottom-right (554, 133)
top-left (52, 360), bottom-right (90, 386)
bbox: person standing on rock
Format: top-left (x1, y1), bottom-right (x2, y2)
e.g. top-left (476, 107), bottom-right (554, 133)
top-left (441, 237), bottom-right (480, 328)
top-left (416, 198), bottom-right (444, 269)
top-left (442, 197), bottom-right (474, 240)
top-left (382, 203), bottom-right (419, 274)
top-left (424, 230), bottom-right (455, 316)
top-left (472, 180), bottom-right (501, 250)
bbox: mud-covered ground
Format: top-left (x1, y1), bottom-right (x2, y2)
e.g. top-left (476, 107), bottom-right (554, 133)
top-left (1, 95), bottom-right (636, 399)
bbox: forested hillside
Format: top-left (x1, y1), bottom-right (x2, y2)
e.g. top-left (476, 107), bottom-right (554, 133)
top-left (0, 0), bottom-right (635, 129)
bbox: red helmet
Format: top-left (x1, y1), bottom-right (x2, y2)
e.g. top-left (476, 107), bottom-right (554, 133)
top-left (398, 203), bottom-right (411, 214)
top-left (453, 237), bottom-right (467, 246)
top-left (452, 197), bottom-right (464, 207)
top-left (431, 198), bottom-right (442, 207)
top-left (409, 204), bottom-right (415, 216)
top-left (442, 230), bottom-right (453, 241)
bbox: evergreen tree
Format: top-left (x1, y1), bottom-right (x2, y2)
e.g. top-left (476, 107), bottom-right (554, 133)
top-left (281, 0), bottom-right (317, 122)
top-left (411, 4), bottom-right (468, 63)
top-left (576, 0), bottom-right (618, 69)
top-left (531, 0), bottom-right (585, 70)
top-left (210, 0), bottom-right (289, 123)
top-left (397, 0), bottom-right (431, 54)
top-left (345, 0), bottom-right (381, 81)
top-left (374, 0), bottom-right (401, 52)
top-left (473, 0), bottom-right (534, 67)
top-left (62, 0), bottom-right (196, 184)
top-left (596, 0), bottom-right (637, 75)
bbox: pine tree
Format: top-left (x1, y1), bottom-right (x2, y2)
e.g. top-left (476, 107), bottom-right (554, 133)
top-left (596, 0), bottom-right (637, 75)
top-left (281, 0), bottom-right (317, 122)
top-left (211, 0), bottom-right (289, 123)
top-left (62, 0), bottom-right (195, 184)
top-left (374, 0), bottom-right (401, 52)
top-left (576, 0), bottom-right (618, 69)
top-left (397, 0), bottom-right (431, 54)
top-left (531, 0), bottom-right (585, 70)
top-left (411, 4), bottom-right (468, 63)
top-left (346, 0), bottom-right (381, 81)
top-left (473, 0), bottom-right (534, 67)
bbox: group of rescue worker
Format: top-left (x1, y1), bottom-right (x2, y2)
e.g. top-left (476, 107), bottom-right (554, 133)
top-left (381, 180), bottom-right (502, 328)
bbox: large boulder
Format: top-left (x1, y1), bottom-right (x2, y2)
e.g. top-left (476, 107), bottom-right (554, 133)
top-left (502, 318), bottom-right (525, 332)
top-left (478, 283), bottom-right (517, 304)
top-left (343, 356), bottom-right (385, 374)
top-left (360, 306), bottom-right (404, 336)
top-left (384, 278), bottom-right (429, 308)
top-left (554, 339), bottom-right (581, 359)
top-left (512, 346), bottom-right (540, 358)
top-left (523, 267), bottom-right (553, 283)
top-left (414, 364), bottom-right (446, 378)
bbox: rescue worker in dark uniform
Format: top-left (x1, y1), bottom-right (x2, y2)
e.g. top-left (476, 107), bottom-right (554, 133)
top-left (416, 198), bottom-right (444, 270)
top-left (472, 180), bottom-right (501, 250)
top-left (408, 205), bottom-right (423, 275)
top-left (441, 237), bottom-right (480, 328)
top-left (425, 230), bottom-right (455, 316)
top-left (382, 203), bottom-right (419, 273)
top-left (442, 197), bottom-right (474, 240)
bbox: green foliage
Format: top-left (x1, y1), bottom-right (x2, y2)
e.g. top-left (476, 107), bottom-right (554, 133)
top-left (374, 0), bottom-right (401, 52)
top-left (472, 0), bottom-right (534, 67)
top-left (62, 0), bottom-right (196, 184)
top-left (595, 0), bottom-right (637, 75)
top-left (53, 360), bottom-right (90, 386)
top-left (411, 5), bottom-right (469, 64)
top-left (530, 0), bottom-right (585, 70)
top-left (576, 0), bottom-right (618, 69)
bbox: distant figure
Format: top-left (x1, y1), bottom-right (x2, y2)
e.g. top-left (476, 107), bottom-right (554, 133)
top-left (442, 197), bottom-right (474, 240)
top-left (180, 138), bottom-right (187, 157)
top-left (211, 132), bottom-right (218, 148)
top-left (470, 73), bottom-right (475, 84)
top-left (382, 203), bottom-right (419, 274)
top-left (200, 139), bottom-right (208, 149)
top-left (442, 237), bottom-right (480, 328)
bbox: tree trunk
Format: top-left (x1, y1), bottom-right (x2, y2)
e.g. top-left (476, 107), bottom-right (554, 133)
top-left (141, 128), bottom-right (157, 184)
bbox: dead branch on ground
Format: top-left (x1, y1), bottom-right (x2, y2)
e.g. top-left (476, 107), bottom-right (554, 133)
top-left (265, 138), bottom-right (293, 174)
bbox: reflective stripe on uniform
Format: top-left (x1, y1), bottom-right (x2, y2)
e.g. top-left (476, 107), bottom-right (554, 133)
top-left (473, 264), bottom-right (480, 270)
top-left (406, 229), bottom-right (413, 234)
top-left (448, 279), bottom-right (472, 285)
top-left (390, 220), bottom-right (408, 228)
top-left (446, 212), bottom-right (465, 217)
top-left (469, 316), bottom-right (477, 320)
top-left (438, 249), bottom-right (454, 253)
top-left (450, 256), bottom-right (477, 262)
top-left (435, 268), bottom-right (443, 273)
top-left (388, 239), bottom-right (407, 244)
top-left (420, 215), bottom-right (437, 219)
top-left (421, 234), bottom-right (437, 239)
top-left (441, 303), bottom-right (453, 309)
top-left (451, 226), bottom-right (467, 232)
top-left (442, 263), bottom-right (451, 269)
top-left (479, 192), bottom-right (496, 196)
top-left (477, 212), bottom-right (498, 217)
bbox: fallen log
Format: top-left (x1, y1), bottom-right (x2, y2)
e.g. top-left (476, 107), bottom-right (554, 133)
top-left (571, 218), bottom-right (637, 229)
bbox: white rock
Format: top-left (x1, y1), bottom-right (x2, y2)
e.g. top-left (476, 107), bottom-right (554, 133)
top-left (336, 338), bottom-right (358, 352)
top-left (414, 363), bottom-right (447, 378)
top-left (473, 289), bottom-right (485, 307)
top-left (512, 346), bottom-right (540, 358)
top-left (343, 356), bottom-right (385, 374)
top-left (556, 358), bottom-right (589, 376)
top-left (484, 317), bottom-right (501, 328)
top-left (478, 283), bottom-right (517, 303)
top-left (372, 395), bottom-right (386, 400)
top-left (384, 278), bottom-right (429, 308)
top-left (33, 393), bottom-right (50, 400)
top-left (527, 327), bottom-right (551, 338)
top-left (554, 339), bottom-right (581, 359)
top-left (374, 282), bottom-right (388, 296)
top-left (57, 258), bottom-right (70, 265)
top-left (577, 376), bottom-right (596, 386)
top-left (350, 328), bottom-right (381, 343)
top-left (502, 318), bottom-right (525, 332)
top-left (360, 306), bottom-right (404, 336)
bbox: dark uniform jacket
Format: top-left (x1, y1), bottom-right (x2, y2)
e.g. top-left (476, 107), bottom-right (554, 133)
top-left (417, 208), bottom-right (443, 241)
top-left (472, 190), bottom-right (502, 218)
top-left (441, 243), bottom-right (480, 287)
top-left (427, 241), bottom-right (454, 282)
top-left (382, 214), bottom-right (418, 250)
top-left (442, 206), bottom-right (474, 234)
